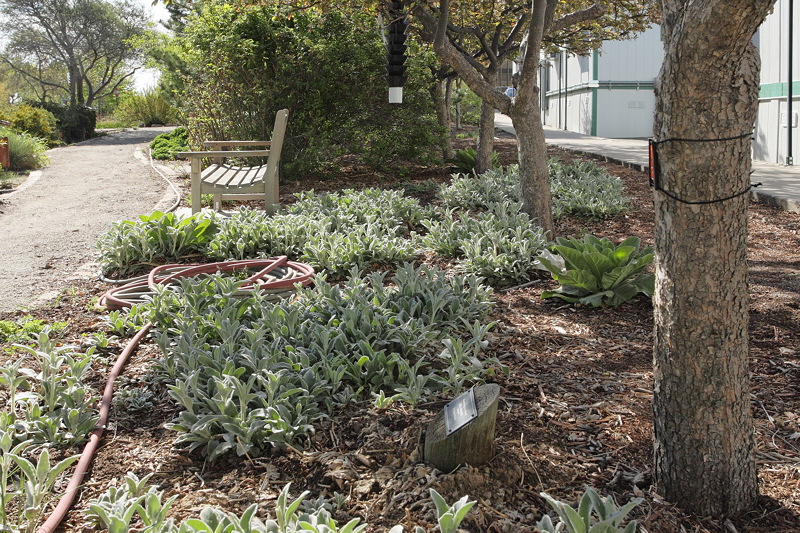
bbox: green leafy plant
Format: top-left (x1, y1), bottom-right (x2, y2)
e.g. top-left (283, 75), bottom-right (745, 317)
top-left (445, 147), bottom-right (500, 173)
top-left (536, 487), bottom-right (643, 533)
top-left (8, 104), bottom-right (58, 143)
top-left (549, 159), bottom-right (629, 219)
top-left (0, 316), bottom-right (66, 344)
top-left (150, 127), bottom-right (189, 160)
top-left (97, 211), bottom-right (218, 277)
top-left (143, 263), bottom-right (493, 460)
top-left (437, 162), bottom-right (628, 220)
top-left (538, 235), bottom-right (655, 307)
top-left (0, 430), bottom-right (80, 533)
top-left (116, 90), bottom-right (178, 126)
top-left (423, 201), bottom-right (547, 286)
top-left (430, 489), bottom-right (476, 533)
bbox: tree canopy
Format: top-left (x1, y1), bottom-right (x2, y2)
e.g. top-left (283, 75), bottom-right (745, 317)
top-left (0, 0), bottom-right (150, 106)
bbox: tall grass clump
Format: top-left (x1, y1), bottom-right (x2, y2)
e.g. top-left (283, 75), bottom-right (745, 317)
top-left (0, 127), bottom-right (49, 170)
top-left (116, 90), bottom-right (177, 126)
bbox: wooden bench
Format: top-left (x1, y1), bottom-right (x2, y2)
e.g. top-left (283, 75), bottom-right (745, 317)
top-left (178, 109), bottom-right (288, 214)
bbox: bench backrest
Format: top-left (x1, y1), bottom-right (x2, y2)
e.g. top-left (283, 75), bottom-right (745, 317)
top-left (266, 109), bottom-right (289, 182)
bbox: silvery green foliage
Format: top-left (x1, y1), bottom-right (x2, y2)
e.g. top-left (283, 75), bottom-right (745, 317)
top-left (537, 487), bottom-right (642, 533)
top-left (549, 159), bottom-right (629, 220)
top-left (97, 189), bottom-right (423, 279)
top-left (0, 429), bottom-right (79, 533)
top-left (208, 189), bottom-right (422, 275)
top-left (436, 161), bottom-right (629, 220)
top-left (437, 166), bottom-right (521, 210)
top-left (5, 333), bottom-right (100, 447)
top-left (97, 211), bottom-right (219, 277)
top-left (85, 481), bottom-right (475, 533)
top-left (146, 264), bottom-right (494, 460)
top-left (430, 489), bottom-right (477, 533)
top-left (423, 202), bottom-right (547, 286)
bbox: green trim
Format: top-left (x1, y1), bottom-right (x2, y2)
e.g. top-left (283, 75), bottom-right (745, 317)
top-left (592, 50), bottom-right (599, 82)
top-left (760, 81), bottom-right (800, 99)
top-left (591, 87), bottom-right (598, 136)
top-left (545, 80), bottom-right (655, 97)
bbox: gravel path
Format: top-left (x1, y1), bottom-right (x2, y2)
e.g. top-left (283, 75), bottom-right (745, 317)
top-left (0, 127), bottom-right (177, 312)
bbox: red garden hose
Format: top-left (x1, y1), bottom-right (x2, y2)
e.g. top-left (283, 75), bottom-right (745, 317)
top-left (37, 258), bottom-right (314, 532)
top-left (100, 257), bottom-right (315, 309)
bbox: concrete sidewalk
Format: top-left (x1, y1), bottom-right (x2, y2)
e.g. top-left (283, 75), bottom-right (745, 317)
top-left (495, 112), bottom-right (800, 213)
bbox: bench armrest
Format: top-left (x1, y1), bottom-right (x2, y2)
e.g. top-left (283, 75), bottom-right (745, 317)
top-left (177, 149), bottom-right (271, 159)
top-left (203, 140), bottom-right (271, 148)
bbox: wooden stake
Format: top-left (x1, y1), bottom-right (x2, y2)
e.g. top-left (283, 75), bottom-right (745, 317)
top-left (424, 384), bottom-right (500, 473)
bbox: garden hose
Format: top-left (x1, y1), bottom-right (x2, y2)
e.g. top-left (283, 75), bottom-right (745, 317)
top-left (99, 256), bottom-right (315, 309)
top-left (38, 257), bottom-right (315, 532)
top-left (36, 323), bottom-right (153, 533)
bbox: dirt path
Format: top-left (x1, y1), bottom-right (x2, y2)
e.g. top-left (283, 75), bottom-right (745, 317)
top-left (0, 128), bottom-right (177, 312)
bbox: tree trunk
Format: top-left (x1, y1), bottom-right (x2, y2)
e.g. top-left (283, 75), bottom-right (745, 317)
top-left (652, 0), bottom-right (776, 516)
top-left (476, 69), bottom-right (499, 174)
top-left (509, 86), bottom-right (552, 236)
top-left (434, 77), bottom-right (454, 160)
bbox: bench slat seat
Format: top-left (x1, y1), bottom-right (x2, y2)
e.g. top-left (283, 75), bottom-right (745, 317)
top-left (177, 109), bottom-right (288, 214)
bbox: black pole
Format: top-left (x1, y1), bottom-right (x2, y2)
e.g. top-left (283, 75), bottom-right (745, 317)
top-left (788, 0), bottom-right (794, 165)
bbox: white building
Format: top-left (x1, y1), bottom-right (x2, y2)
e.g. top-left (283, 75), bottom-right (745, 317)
top-left (539, 2), bottom-right (798, 165)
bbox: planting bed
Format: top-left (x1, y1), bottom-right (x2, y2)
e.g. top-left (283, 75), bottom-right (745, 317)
top-left (1, 133), bottom-right (799, 532)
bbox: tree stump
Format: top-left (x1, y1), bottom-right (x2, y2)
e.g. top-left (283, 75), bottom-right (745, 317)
top-left (424, 384), bottom-right (500, 473)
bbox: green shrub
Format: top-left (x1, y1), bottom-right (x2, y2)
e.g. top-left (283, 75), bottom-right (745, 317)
top-left (179, 4), bottom-right (441, 176)
top-left (0, 127), bottom-right (50, 170)
top-left (538, 235), bottom-right (655, 307)
top-left (116, 90), bottom-right (178, 127)
top-left (9, 104), bottom-right (57, 142)
top-left (34, 102), bottom-right (96, 143)
top-left (451, 86), bottom-right (482, 125)
top-left (150, 127), bottom-right (189, 160)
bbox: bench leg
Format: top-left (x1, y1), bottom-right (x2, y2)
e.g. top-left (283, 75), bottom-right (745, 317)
top-left (191, 159), bottom-right (202, 214)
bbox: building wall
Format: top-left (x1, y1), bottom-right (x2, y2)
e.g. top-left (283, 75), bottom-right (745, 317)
top-left (542, 27), bottom-right (663, 138)
top-left (754, 0), bottom-right (799, 164)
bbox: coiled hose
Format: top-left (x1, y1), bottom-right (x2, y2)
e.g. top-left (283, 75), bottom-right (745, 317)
top-left (37, 257), bottom-right (314, 532)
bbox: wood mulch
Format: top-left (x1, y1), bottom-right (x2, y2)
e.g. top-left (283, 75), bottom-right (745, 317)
top-left (1, 131), bottom-right (798, 532)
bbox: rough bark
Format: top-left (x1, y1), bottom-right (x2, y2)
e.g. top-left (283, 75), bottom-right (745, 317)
top-left (476, 68), bottom-right (498, 174)
top-left (510, 81), bottom-right (552, 236)
top-left (433, 78), bottom-right (454, 160)
top-left (652, 0), bottom-right (777, 516)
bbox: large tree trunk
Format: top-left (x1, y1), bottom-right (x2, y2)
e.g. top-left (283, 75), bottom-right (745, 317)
top-left (509, 86), bottom-right (552, 236)
top-left (652, 0), bottom-right (775, 516)
top-left (476, 68), bottom-right (499, 174)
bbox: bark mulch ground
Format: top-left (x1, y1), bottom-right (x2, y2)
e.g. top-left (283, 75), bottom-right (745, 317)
top-left (1, 132), bottom-right (798, 532)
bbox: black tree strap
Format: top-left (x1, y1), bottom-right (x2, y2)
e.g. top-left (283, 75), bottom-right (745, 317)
top-left (648, 132), bottom-right (761, 205)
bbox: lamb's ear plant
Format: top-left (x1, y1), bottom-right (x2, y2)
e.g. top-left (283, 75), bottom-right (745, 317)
top-left (4, 447), bottom-right (80, 533)
top-left (430, 489), bottom-right (476, 533)
top-left (537, 487), bottom-right (643, 533)
top-left (538, 235), bottom-right (654, 307)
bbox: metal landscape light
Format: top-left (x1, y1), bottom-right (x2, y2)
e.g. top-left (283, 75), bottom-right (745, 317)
top-left (385, 1), bottom-right (407, 104)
